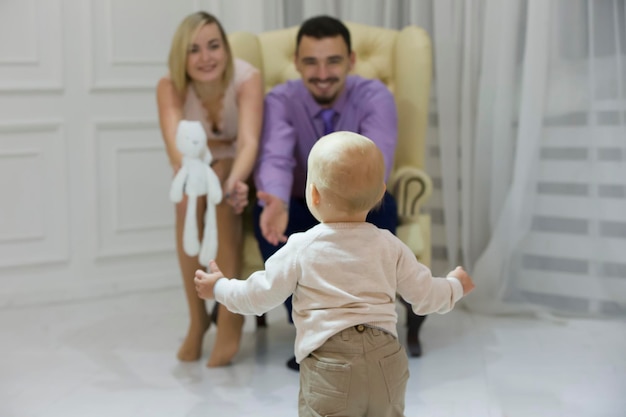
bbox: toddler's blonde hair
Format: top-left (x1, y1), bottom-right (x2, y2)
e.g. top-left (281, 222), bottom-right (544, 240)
top-left (308, 131), bottom-right (386, 214)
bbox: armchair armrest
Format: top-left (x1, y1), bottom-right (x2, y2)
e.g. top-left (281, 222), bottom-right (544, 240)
top-left (389, 166), bottom-right (433, 266)
top-left (389, 166), bottom-right (433, 222)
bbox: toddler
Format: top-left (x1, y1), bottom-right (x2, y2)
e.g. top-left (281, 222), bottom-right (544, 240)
top-left (194, 131), bottom-right (475, 417)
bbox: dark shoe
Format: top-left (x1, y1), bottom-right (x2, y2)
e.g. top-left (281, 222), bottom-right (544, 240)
top-left (211, 302), bottom-right (219, 325)
top-left (256, 313), bottom-right (267, 328)
top-left (405, 306), bottom-right (426, 357)
top-left (286, 356), bottom-right (300, 371)
top-left (406, 327), bottom-right (423, 357)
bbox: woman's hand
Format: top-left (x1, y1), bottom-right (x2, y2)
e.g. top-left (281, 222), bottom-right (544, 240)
top-left (171, 160), bottom-right (182, 174)
top-left (224, 179), bottom-right (249, 214)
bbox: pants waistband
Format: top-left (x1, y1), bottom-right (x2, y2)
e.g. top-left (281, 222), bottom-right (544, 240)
top-left (341, 324), bottom-right (383, 340)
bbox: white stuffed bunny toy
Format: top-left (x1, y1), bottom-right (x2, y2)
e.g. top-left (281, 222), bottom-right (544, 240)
top-left (169, 120), bottom-right (222, 267)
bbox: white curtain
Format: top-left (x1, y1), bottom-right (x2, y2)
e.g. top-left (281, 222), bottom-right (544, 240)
top-left (211, 0), bottom-right (626, 318)
top-left (441, 0), bottom-right (626, 317)
top-left (430, 0), bottom-right (626, 317)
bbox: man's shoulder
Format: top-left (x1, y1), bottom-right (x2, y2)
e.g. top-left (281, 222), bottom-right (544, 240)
top-left (267, 79), bottom-right (305, 98)
top-left (348, 75), bottom-right (388, 91)
top-left (347, 76), bottom-right (392, 100)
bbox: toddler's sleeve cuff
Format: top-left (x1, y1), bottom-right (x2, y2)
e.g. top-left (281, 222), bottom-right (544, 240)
top-left (446, 277), bottom-right (464, 302)
top-left (213, 278), bottom-right (228, 301)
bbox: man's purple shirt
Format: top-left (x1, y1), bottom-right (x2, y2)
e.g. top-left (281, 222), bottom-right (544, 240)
top-left (254, 75), bottom-right (398, 203)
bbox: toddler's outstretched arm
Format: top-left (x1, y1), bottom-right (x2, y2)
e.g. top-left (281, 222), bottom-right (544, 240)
top-left (194, 260), bottom-right (224, 299)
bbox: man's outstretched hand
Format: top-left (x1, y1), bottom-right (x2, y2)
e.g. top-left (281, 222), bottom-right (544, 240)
top-left (257, 191), bottom-right (289, 246)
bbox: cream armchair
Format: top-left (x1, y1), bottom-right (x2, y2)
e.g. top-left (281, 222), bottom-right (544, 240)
top-left (228, 22), bottom-right (433, 277)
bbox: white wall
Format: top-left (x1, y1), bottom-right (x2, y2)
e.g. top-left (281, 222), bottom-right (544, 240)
top-left (0, 0), bottom-right (454, 307)
top-left (0, 0), bottom-right (229, 307)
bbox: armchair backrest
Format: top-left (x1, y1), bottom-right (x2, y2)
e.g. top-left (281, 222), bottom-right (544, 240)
top-left (228, 21), bottom-right (432, 173)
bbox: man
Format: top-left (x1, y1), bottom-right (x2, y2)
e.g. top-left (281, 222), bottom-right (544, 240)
top-left (253, 15), bottom-right (426, 371)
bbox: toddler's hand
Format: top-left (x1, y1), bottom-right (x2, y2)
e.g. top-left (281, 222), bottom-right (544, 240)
top-left (448, 266), bottom-right (475, 295)
top-left (194, 260), bottom-right (225, 299)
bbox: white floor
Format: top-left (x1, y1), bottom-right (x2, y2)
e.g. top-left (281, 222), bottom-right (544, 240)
top-left (1, 288), bottom-right (625, 417)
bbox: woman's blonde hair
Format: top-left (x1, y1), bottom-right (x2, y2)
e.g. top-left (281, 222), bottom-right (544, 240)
top-left (167, 11), bottom-right (234, 95)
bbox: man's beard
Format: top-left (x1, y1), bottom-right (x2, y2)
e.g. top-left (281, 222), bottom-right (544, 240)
top-left (308, 78), bottom-right (339, 105)
top-left (312, 94), bottom-right (336, 105)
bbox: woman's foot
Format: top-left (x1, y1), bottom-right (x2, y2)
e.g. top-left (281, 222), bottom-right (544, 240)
top-left (177, 318), bottom-right (211, 362)
top-left (206, 305), bottom-right (244, 367)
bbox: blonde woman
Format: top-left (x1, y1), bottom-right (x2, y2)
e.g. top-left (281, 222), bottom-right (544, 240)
top-left (156, 11), bottom-right (263, 367)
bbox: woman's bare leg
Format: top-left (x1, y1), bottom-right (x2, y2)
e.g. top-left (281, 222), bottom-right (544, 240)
top-left (206, 195), bottom-right (245, 367)
top-left (175, 195), bottom-right (212, 361)
top-left (203, 158), bottom-right (245, 367)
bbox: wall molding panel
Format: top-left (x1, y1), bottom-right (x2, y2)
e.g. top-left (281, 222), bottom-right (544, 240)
top-left (92, 119), bottom-right (174, 259)
top-left (0, 0), bottom-right (63, 91)
top-left (89, 0), bottom-right (200, 91)
top-left (0, 121), bottom-right (69, 268)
